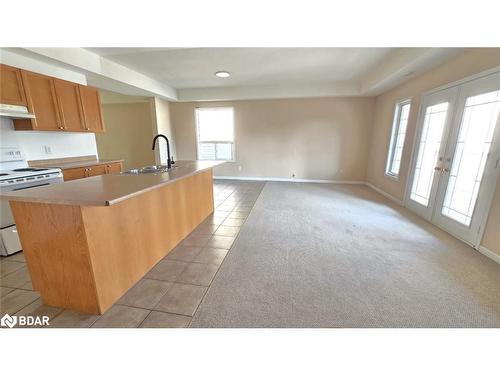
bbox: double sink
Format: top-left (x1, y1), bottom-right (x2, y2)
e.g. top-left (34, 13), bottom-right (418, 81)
top-left (123, 165), bottom-right (180, 175)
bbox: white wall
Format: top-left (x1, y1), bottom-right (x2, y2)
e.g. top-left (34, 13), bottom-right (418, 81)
top-left (0, 118), bottom-right (98, 161)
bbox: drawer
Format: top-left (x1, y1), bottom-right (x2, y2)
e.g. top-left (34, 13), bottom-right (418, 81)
top-left (87, 164), bottom-right (107, 177)
top-left (63, 167), bottom-right (87, 181)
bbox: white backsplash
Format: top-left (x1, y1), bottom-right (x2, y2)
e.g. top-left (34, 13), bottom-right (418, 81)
top-left (0, 117), bottom-right (98, 161)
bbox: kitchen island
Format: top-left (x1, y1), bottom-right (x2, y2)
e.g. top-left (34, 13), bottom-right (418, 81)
top-left (1, 160), bottom-right (222, 314)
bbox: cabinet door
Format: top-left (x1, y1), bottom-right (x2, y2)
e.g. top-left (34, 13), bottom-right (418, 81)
top-left (53, 79), bottom-right (86, 132)
top-left (63, 168), bottom-right (87, 181)
top-left (106, 162), bottom-right (123, 174)
top-left (87, 164), bottom-right (107, 177)
top-left (21, 70), bottom-right (62, 130)
top-left (0, 64), bottom-right (27, 105)
top-left (79, 85), bottom-right (105, 132)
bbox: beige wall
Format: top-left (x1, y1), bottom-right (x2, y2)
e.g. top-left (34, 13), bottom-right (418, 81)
top-left (171, 97), bottom-right (375, 181)
top-left (150, 98), bottom-right (176, 165)
top-left (365, 48), bottom-right (500, 255)
top-left (96, 102), bottom-right (156, 170)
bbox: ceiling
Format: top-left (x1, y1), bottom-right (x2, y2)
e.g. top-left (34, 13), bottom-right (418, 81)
top-left (5, 47), bottom-right (465, 101)
top-left (86, 48), bottom-right (392, 89)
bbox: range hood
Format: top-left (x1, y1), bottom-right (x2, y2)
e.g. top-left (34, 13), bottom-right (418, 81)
top-left (0, 104), bottom-right (35, 119)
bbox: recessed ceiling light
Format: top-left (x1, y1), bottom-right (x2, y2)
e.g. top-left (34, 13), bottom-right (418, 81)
top-left (215, 71), bottom-right (230, 78)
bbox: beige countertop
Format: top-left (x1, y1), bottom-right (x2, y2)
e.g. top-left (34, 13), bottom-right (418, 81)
top-left (29, 157), bottom-right (124, 170)
top-left (1, 160), bottom-right (223, 206)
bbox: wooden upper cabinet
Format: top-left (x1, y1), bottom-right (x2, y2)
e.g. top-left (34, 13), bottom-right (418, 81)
top-left (18, 70), bottom-right (61, 131)
top-left (7, 65), bottom-right (105, 133)
top-left (0, 64), bottom-right (27, 106)
top-left (53, 79), bottom-right (86, 131)
top-left (79, 85), bottom-right (105, 132)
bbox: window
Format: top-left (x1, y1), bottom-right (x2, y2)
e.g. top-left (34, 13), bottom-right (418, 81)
top-left (195, 107), bottom-right (235, 161)
top-left (385, 99), bottom-right (411, 178)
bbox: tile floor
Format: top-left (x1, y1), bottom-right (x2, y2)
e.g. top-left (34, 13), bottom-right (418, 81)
top-left (0, 179), bottom-right (265, 328)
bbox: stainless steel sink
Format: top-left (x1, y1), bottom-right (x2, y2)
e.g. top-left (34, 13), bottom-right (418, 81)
top-left (123, 165), bottom-right (179, 175)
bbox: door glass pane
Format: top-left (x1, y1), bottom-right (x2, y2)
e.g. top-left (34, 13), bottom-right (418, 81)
top-left (410, 102), bottom-right (449, 206)
top-left (441, 90), bottom-right (500, 226)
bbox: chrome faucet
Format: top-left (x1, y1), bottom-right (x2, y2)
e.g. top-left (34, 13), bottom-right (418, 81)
top-left (152, 134), bottom-right (174, 169)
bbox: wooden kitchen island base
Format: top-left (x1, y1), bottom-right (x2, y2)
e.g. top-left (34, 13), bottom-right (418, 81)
top-left (10, 168), bottom-right (215, 314)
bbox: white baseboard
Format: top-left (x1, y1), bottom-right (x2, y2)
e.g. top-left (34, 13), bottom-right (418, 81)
top-left (364, 182), bottom-right (404, 206)
top-left (214, 176), bottom-right (365, 184)
top-left (478, 245), bottom-right (500, 265)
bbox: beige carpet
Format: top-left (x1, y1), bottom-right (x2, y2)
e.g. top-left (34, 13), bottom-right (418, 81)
top-left (190, 182), bottom-right (500, 327)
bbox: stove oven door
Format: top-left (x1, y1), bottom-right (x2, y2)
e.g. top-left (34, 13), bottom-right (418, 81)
top-left (0, 179), bottom-right (55, 255)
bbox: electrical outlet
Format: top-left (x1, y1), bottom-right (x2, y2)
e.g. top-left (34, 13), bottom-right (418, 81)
top-left (238, 165), bottom-right (242, 172)
top-left (43, 146), bottom-right (52, 154)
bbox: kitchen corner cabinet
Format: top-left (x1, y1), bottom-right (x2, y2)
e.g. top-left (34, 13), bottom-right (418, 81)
top-left (0, 64), bottom-right (27, 105)
top-left (63, 162), bottom-right (123, 182)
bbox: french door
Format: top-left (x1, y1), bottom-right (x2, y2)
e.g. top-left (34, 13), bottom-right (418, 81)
top-left (406, 71), bottom-right (500, 246)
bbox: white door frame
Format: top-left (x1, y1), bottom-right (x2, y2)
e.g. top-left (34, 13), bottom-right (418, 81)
top-left (404, 66), bottom-right (500, 249)
top-left (432, 72), bottom-right (500, 246)
top-left (404, 86), bottom-right (459, 220)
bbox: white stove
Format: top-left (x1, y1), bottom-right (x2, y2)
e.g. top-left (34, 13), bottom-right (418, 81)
top-left (0, 167), bottom-right (63, 186)
top-left (0, 147), bottom-right (64, 256)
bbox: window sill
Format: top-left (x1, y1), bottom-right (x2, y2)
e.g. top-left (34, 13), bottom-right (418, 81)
top-left (384, 173), bottom-right (400, 181)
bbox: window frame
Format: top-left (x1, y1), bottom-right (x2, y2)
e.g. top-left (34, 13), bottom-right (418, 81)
top-left (195, 106), bottom-right (236, 162)
top-left (385, 98), bottom-right (412, 180)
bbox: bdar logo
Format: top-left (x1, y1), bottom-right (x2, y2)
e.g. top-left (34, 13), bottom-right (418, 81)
top-left (0, 313), bottom-right (49, 327)
top-left (1, 314), bottom-right (18, 328)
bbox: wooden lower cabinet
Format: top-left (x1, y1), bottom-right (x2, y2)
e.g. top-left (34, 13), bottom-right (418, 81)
top-left (63, 162), bottom-right (123, 181)
top-left (87, 164), bottom-right (107, 177)
top-left (62, 167), bottom-right (87, 181)
top-left (105, 162), bottom-right (123, 174)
